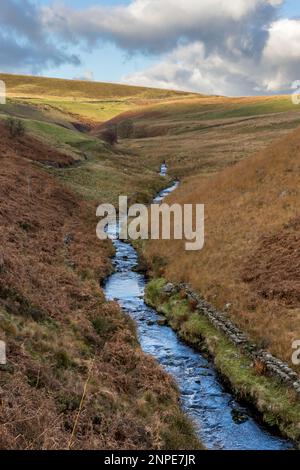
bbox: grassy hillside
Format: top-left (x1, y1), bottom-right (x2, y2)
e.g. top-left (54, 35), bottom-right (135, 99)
top-left (141, 128), bottom-right (300, 368)
top-left (1, 73), bottom-right (191, 100)
top-left (3, 73), bottom-right (299, 177)
top-left (1, 73), bottom-right (195, 123)
top-left (114, 95), bottom-right (300, 177)
top-left (0, 74), bottom-right (173, 206)
top-left (0, 121), bottom-right (200, 450)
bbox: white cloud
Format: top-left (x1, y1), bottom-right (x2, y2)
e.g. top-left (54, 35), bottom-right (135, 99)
top-left (123, 42), bottom-right (260, 96)
top-left (124, 17), bottom-right (300, 96)
top-left (73, 70), bottom-right (94, 81)
top-left (42, 0), bottom-right (283, 54)
top-left (261, 19), bottom-right (300, 91)
top-left (264, 19), bottom-right (300, 62)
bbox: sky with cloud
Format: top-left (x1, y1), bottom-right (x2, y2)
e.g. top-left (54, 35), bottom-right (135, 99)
top-left (0, 0), bottom-right (300, 95)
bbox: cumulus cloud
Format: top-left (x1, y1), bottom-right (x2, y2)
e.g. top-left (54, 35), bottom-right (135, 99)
top-left (124, 17), bottom-right (300, 96)
top-left (118, 3), bottom-right (300, 95)
top-left (0, 0), bottom-right (79, 73)
top-left (262, 19), bottom-right (300, 91)
top-left (123, 42), bottom-right (259, 96)
top-left (42, 0), bottom-right (282, 55)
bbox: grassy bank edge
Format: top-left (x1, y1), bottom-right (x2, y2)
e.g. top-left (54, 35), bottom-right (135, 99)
top-left (145, 278), bottom-right (300, 447)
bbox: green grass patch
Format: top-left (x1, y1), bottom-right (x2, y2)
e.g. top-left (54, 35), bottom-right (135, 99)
top-left (0, 109), bottom-right (107, 160)
top-left (25, 119), bottom-right (106, 158)
top-left (55, 158), bottom-right (167, 205)
top-left (38, 99), bottom-right (135, 122)
top-left (0, 97), bottom-right (77, 125)
top-left (92, 316), bottom-right (116, 337)
top-left (160, 412), bottom-right (203, 450)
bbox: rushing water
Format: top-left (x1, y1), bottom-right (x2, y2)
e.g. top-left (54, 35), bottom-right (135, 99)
top-left (104, 173), bottom-right (292, 450)
top-left (159, 163), bottom-right (168, 177)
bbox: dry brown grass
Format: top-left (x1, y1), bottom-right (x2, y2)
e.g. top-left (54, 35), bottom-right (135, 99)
top-left (242, 216), bottom-right (300, 306)
top-left (117, 108), bottom-right (300, 181)
top-left (0, 134), bottom-right (199, 450)
top-left (143, 127), bottom-right (300, 369)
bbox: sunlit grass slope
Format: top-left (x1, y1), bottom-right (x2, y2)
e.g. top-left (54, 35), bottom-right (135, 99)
top-left (0, 74), bottom-right (179, 203)
top-left (1, 73), bottom-right (195, 123)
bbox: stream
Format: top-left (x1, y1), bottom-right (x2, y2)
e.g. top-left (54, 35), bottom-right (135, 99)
top-left (104, 172), bottom-right (292, 450)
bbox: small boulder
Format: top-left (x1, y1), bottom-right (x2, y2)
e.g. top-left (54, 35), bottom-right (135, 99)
top-left (163, 283), bottom-right (176, 295)
top-left (157, 318), bottom-right (168, 326)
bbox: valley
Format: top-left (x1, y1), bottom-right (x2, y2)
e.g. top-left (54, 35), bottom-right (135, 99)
top-left (0, 73), bottom-right (300, 449)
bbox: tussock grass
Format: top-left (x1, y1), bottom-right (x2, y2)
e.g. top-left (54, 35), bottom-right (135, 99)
top-left (142, 128), bottom-right (300, 369)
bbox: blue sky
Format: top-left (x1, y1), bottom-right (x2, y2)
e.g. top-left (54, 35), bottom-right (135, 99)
top-left (39, 0), bottom-right (155, 83)
top-left (1, 0), bottom-right (300, 95)
top-left (281, 0), bottom-right (299, 17)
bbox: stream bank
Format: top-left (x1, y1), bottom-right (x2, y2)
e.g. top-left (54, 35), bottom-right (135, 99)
top-left (145, 277), bottom-right (300, 447)
top-left (104, 180), bottom-right (293, 450)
